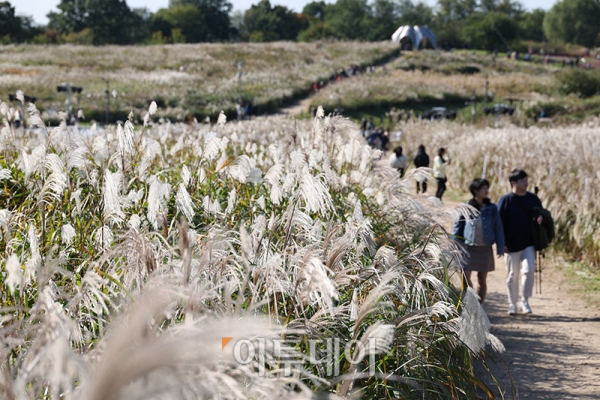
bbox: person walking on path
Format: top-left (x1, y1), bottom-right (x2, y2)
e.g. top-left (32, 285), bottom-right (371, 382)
top-left (497, 169), bottom-right (543, 315)
top-left (389, 146), bottom-right (408, 177)
top-left (433, 148), bottom-right (451, 200)
top-left (453, 178), bottom-right (505, 303)
top-left (413, 144), bottom-right (430, 193)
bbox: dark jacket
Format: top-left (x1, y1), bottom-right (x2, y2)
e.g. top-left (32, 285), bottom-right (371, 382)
top-left (498, 192), bottom-right (543, 252)
top-left (532, 208), bottom-right (554, 251)
top-left (452, 200), bottom-right (505, 256)
top-left (413, 150), bottom-right (429, 168)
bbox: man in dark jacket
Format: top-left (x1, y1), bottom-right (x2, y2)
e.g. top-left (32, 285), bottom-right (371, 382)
top-left (413, 144), bottom-right (430, 193)
top-left (497, 169), bottom-right (543, 315)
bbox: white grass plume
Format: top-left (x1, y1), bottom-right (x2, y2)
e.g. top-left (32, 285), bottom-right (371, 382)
top-left (296, 168), bottom-right (333, 215)
top-left (175, 183), bottom-right (195, 222)
top-left (457, 287), bottom-right (504, 354)
top-left (224, 155), bottom-right (252, 183)
top-left (117, 122), bottom-right (134, 156)
top-left (203, 196), bottom-right (221, 214)
top-left (39, 153), bottom-right (68, 205)
top-left (61, 224), bottom-right (76, 245)
top-left (0, 168), bottom-right (11, 180)
top-left (217, 111), bottom-right (227, 126)
top-left (94, 225), bottom-right (113, 250)
top-left (181, 164), bottom-right (191, 186)
top-left (147, 176), bottom-right (171, 230)
top-left (103, 170), bottom-right (125, 226)
top-left (297, 257), bottom-right (338, 314)
top-left (203, 136), bottom-right (224, 161)
top-left (5, 253), bottom-right (22, 294)
top-left (20, 144), bottom-right (46, 180)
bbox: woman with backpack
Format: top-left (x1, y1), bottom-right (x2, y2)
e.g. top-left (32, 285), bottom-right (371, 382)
top-left (453, 178), bottom-right (505, 304)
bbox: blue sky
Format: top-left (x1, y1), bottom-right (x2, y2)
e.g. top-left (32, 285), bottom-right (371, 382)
top-left (12, 0), bottom-right (555, 25)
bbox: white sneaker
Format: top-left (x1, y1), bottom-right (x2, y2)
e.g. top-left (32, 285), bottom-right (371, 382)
top-left (520, 299), bottom-right (532, 314)
top-left (507, 304), bottom-right (517, 315)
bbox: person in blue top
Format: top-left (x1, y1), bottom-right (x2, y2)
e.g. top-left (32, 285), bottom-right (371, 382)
top-left (453, 178), bottom-right (505, 304)
top-left (497, 169), bottom-right (543, 315)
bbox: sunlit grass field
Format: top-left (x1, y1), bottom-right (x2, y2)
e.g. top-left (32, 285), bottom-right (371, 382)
top-left (0, 42), bottom-right (398, 122)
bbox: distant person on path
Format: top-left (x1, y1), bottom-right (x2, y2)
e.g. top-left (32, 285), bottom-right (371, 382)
top-left (497, 169), bottom-right (543, 315)
top-left (413, 144), bottom-right (430, 193)
top-left (389, 146), bottom-right (408, 177)
top-left (433, 148), bottom-right (451, 200)
top-left (360, 118), bottom-right (367, 137)
top-left (367, 117), bottom-right (374, 131)
top-left (453, 178), bottom-right (505, 303)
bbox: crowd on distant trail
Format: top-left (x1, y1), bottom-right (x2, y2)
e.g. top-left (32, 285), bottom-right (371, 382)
top-left (504, 47), bottom-right (600, 70)
top-left (359, 112), bottom-right (423, 152)
top-left (309, 64), bottom-right (381, 117)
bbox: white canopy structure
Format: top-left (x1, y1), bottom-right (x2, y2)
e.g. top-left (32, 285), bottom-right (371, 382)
top-left (391, 25), bottom-right (437, 50)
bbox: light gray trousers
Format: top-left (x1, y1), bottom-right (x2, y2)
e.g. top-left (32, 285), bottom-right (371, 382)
top-left (504, 245), bottom-right (536, 305)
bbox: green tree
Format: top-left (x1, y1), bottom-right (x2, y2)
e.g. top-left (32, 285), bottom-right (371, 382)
top-left (437, 0), bottom-right (478, 21)
top-left (46, 0), bottom-right (88, 35)
top-left (297, 1), bottom-right (332, 41)
top-left (519, 9), bottom-right (545, 42)
top-left (433, 0), bottom-right (478, 48)
top-left (324, 0), bottom-right (372, 40)
top-left (244, 0), bottom-right (307, 42)
top-left (480, 0), bottom-right (523, 16)
top-left (47, 0), bottom-right (144, 45)
top-left (0, 1), bottom-right (39, 42)
top-left (396, 0), bottom-right (435, 26)
top-left (169, 0), bottom-right (232, 40)
top-left (131, 7), bottom-right (153, 43)
top-left (461, 11), bottom-right (518, 50)
top-left (543, 0), bottom-right (600, 47)
top-left (494, 0), bottom-right (524, 17)
top-left (0, 2), bottom-right (22, 40)
top-left (151, 5), bottom-right (205, 42)
top-left (297, 20), bottom-right (331, 41)
top-left (302, 1), bottom-right (328, 19)
top-left (229, 10), bottom-right (245, 40)
top-left (369, 0), bottom-right (398, 41)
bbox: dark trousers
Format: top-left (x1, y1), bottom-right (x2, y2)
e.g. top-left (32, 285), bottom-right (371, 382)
top-left (416, 180), bottom-right (427, 193)
top-left (435, 177), bottom-right (447, 199)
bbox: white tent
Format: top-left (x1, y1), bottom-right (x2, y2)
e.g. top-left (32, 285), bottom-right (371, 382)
top-left (391, 25), bottom-right (437, 50)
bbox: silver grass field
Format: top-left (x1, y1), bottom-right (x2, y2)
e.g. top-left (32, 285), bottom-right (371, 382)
top-left (0, 42), bottom-right (398, 120)
top-left (0, 100), bottom-right (504, 399)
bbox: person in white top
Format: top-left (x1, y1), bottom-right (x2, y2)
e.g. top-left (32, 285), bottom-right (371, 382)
top-left (433, 147), bottom-right (451, 200)
top-left (389, 146), bottom-right (408, 177)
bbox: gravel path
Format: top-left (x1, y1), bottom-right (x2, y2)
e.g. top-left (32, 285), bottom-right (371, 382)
top-left (478, 252), bottom-right (600, 399)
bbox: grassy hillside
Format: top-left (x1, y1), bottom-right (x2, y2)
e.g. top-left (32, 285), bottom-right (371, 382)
top-left (0, 42), bottom-right (398, 123)
top-left (309, 50), bottom-right (600, 125)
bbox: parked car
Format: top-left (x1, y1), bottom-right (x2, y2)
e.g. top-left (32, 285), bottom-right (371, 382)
top-left (423, 107), bottom-right (457, 120)
top-left (484, 104), bottom-right (515, 116)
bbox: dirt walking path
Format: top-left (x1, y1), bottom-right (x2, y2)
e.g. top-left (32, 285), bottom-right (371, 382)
top-left (278, 55), bottom-right (401, 117)
top-left (442, 199), bottom-right (600, 399)
top-left (279, 96), bottom-right (314, 117)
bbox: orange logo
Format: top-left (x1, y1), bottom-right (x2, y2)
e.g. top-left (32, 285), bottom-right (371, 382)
top-left (221, 337), bottom-right (233, 349)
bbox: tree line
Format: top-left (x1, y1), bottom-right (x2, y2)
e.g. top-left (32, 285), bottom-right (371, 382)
top-left (1, 0), bottom-right (599, 49)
